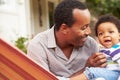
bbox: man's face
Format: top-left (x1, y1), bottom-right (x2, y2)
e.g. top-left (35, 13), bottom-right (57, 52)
top-left (67, 9), bottom-right (91, 48)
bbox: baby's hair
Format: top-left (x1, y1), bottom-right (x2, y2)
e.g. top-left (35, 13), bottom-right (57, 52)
top-left (95, 14), bottom-right (120, 36)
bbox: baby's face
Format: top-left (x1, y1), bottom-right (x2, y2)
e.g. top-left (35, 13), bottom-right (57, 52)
top-left (97, 22), bottom-right (120, 48)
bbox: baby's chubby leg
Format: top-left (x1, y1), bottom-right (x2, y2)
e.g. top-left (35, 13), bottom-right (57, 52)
top-left (84, 67), bottom-right (120, 80)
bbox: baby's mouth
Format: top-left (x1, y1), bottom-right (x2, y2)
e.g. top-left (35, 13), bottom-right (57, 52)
top-left (104, 40), bottom-right (112, 45)
top-left (104, 40), bottom-right (111, 42)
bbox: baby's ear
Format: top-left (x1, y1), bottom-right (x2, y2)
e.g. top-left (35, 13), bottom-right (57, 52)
top-left (119, 33), bottom-right (120, 40)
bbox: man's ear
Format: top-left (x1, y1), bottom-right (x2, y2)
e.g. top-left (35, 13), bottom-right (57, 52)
top-left (60, 23), bottom-right (69, 34)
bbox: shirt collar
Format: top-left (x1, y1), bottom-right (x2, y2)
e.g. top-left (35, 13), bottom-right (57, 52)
top-left (47, 27), bottom-right (57, 48)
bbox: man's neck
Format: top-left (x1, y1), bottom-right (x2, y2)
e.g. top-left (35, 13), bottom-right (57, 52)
top-left (55, 30), bottom-right (74, 59)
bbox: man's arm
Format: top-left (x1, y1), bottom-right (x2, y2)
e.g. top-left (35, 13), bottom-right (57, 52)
top-left (70, 73), bottom-right (87, 80)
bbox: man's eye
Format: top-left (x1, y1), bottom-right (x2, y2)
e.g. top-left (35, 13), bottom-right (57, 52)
top-left (81, 25), bottom-right (89, 30)
top-left (82, 27), bottom-right (87, 30)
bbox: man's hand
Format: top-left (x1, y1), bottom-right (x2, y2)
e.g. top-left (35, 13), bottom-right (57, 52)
top-left (86, 53), bottom-right (107, 68)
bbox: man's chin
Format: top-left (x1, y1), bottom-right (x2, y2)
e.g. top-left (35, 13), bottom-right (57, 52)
top-left (75, 43), bottom-right (84, 48)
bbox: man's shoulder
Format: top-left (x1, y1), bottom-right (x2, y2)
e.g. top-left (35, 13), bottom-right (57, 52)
top-left (29, 28), bottom-right (55, 47)
top-left (86, 36), bottom-right (97, 44)
top-left (29, 30), bottom-right (49, 44)
top-left (84, 36), bottom-right (99, 50)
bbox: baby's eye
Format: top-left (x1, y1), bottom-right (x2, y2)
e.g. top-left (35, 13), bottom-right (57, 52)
top-left (109, 31), bottom-right (114, 34)
top-left (98, 32), bottom-right (103, 36)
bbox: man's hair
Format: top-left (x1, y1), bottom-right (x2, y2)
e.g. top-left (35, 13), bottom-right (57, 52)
top-left (54, 0), bottom-right (87, 31)
top-left (95, 14), bottom-right (120, 36)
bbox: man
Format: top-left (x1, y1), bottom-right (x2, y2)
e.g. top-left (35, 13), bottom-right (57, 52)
top-left (27, 0), bottom-right (107, 80)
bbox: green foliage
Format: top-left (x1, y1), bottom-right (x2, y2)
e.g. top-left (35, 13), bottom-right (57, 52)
top-left (15, 37), bottom-right (28, 54)
top-left (86, 0), bottom-right (120, 18)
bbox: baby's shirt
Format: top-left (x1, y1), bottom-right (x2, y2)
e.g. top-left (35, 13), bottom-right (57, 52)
top-left (100, 42), bottom-right (120, 71)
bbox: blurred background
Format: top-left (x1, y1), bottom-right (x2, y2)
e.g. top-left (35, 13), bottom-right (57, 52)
top-left (0, 0), bottom-right (120, 53)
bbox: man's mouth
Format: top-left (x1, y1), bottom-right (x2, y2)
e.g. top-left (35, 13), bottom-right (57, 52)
top-left (82, 37), bottom-right (87, 42)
